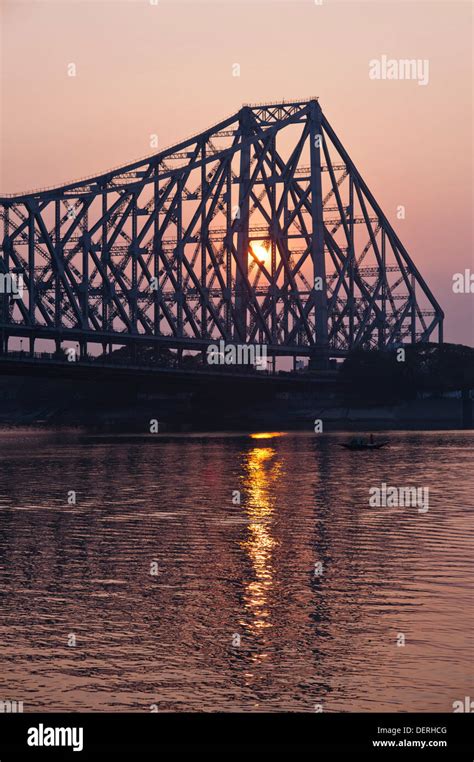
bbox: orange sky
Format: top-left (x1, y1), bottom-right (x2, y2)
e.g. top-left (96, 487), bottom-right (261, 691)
top-left (1, 0), bottom-right (472, 345)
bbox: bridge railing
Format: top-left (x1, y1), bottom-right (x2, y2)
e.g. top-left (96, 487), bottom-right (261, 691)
top-left (1, 350), bottom-right (279, 375)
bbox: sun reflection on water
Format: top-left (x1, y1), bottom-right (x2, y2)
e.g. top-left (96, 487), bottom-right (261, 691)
top-left (249, 432), bottom-right (285, 440)
top-left (240, 445), bottom-right (281, 656)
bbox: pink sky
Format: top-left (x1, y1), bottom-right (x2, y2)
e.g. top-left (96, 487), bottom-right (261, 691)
top-left (1, 0), bottom-right (472, 345)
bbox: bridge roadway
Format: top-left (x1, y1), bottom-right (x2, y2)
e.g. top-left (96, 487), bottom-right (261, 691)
top-left (0, 352), bottom-right (340, 393)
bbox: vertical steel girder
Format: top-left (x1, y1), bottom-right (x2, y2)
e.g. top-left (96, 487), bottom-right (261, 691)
top-left (0, 99), bottom-right (444, 358)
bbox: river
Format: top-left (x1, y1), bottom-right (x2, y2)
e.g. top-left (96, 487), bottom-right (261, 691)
top-left (0, 429), bottom-right (472, 712)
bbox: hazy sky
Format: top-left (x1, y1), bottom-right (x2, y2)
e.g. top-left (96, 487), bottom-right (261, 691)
top-left (1, 0), bottom-right (472, 345)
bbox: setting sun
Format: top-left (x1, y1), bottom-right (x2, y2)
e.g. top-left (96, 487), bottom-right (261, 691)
top-left (250, 241), bottom-right (271, 267)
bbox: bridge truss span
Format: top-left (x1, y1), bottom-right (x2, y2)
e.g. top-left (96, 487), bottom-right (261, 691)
top-left (0, 99), bottom-right (443, 363)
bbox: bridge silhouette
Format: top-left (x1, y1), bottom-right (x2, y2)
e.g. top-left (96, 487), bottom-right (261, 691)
top-left (0, 98), bottom-right (443, 378)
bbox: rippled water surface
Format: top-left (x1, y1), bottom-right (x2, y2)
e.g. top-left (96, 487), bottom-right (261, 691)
top-left (0, 429), bottom-right (472, 712)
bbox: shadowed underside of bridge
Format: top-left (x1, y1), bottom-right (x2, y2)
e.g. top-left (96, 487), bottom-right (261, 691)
top-left (0, 99), bottom-right (443, 367)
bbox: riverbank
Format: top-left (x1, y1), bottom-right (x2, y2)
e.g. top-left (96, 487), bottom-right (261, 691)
top-left (0, 375), bottom-right (471, 431)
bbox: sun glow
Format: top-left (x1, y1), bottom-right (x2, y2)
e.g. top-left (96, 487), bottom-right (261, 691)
top-left (249, 432), bottom-right (285, 440)
top-left (250, 241), bottom-right (271, 267)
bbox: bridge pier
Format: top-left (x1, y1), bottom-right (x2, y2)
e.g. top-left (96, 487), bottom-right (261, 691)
top-left (309, 348), bottom-right (330, 371)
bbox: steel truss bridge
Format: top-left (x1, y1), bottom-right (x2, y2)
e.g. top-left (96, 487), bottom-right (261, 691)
top-left (0, 98), bottom-right (443, 370)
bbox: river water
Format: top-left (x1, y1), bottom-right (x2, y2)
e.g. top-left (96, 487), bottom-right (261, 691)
top-left (0, 429), bottom-right (472, 712)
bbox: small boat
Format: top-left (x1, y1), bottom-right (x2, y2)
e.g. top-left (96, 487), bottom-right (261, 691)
top-left (339, 436), bottom-right (389, 451)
